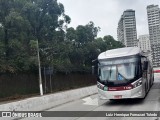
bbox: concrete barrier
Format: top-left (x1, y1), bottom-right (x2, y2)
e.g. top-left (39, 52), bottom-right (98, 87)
top-left (154, 67), bottom-right (160, 79)
top-left (0, 85), bottom-right (97, 111)
top-left (153, 67), bottom-right (160, 71)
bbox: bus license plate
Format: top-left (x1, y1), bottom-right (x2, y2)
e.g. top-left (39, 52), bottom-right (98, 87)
top-left (114, 95), bottom-right (122, 99)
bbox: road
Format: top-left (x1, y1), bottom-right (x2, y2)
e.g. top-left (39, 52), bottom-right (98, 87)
top-left (23, 73), bottom-right (160, 120)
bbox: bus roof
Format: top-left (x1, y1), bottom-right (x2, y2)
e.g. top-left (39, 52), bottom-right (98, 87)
top-left (98, 47), bottom-right (142, 60)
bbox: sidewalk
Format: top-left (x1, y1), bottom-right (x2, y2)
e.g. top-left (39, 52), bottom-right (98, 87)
top-left (0, 85), bottom-right (97, 111)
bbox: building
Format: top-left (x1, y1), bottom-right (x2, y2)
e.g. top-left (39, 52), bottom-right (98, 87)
top-left (147, 5), bottom-right (160, 66)
top-left (117, 9), bottom-right (138, 47)
top-left (138, 35), bottom-right (151, 52)
top-left (147, 5), bottom-right (160, 45)
top-left (151, 44), bottom-right (160, 67)
top-left (117, 16), bottom-right (125, 45)
top-left (138, 34), bottom-right (152, 62)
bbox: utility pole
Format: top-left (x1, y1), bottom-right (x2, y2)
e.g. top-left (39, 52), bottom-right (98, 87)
top-left (37, 40), bottom-right (43, 96)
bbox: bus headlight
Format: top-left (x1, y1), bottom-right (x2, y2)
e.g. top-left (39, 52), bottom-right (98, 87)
top-left (97, 82), bottom-right (104, 90)
top-left (132, 79), bottom-right (142, 88)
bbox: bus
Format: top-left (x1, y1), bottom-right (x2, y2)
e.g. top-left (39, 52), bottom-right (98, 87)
top-left (92, 47), bottom-right (154, 100)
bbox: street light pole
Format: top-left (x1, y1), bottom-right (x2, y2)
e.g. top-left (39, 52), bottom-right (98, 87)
top-left (37, 40), bottom-right (43, 96)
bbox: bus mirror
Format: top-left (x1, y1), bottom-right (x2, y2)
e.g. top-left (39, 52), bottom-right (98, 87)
top-left (92, 59), bottom-right (98, 75)
top-left (92, 65), bottom-right (98, 75)
top-left (143, 61), bottom-right (148, 71)
top-left (92, 66), bottom-right (95, 75)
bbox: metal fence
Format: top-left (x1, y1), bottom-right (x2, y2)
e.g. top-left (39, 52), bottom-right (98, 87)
top-left (0, 71), bottom-right (96, 101)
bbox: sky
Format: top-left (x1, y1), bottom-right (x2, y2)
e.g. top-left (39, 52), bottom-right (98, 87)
top-left (58, 0), bottom-right (160, 40)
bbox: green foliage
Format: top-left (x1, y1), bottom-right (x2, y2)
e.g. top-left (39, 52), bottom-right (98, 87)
top-left (76, 21), bottom-right (100, 45)
top-left (0, 0), bottom-right (70, 73)
top-left (0, 0), bottom-right (124, 73)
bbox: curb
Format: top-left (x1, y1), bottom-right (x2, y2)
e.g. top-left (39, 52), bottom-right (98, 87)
top-left (0, 85), bottom-right (97, 111)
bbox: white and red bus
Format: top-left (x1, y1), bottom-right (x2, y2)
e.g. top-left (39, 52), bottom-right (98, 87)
top-left (92, 47), bottom-right (154, 100)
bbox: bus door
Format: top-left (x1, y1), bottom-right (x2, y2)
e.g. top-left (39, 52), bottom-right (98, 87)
top-left (141, 56), bottom-right (149, 91)
top-left (147, 62), bottom-right (153, 87)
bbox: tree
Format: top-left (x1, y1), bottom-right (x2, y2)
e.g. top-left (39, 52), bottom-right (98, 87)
top-left (0, 0), bottom-right (71, 72)
top-left (93, 37), bottom-right (106, 52)
top-left (103, 35), bottom-right (125, 50)
top-left (0, 1), bottom-right (124, 74)
top-left (0, 0), bottom-right (31, 72)
top-left (76, 21), bottom-right (100, 45)
top-left (66, 27), bottom-right (76, 42)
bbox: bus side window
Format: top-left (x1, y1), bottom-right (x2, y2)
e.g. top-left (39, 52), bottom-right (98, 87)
top-left (141, 57), bottom-right (144, 71)
top-left (139, 64), bottom-right (142, 77)
top-left (143, 61), bottom-right (148, 70)
top-left (141, 57), bottom-right (148, 71)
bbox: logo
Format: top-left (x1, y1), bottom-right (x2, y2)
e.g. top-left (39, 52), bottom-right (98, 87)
top-left (2, 112), bottom-right (11, 117)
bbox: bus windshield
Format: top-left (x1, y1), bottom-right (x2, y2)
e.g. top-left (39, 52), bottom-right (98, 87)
top-left (98, 56), bottom-right (139, 82)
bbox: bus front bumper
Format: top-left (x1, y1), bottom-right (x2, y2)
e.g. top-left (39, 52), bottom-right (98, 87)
top-left (98, 85), bottom-right (144, 99)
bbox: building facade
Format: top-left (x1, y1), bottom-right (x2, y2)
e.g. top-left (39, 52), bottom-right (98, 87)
top-left (138, 35), bottom-right (151, 52)
top-left (138, 34), bottom-right (152, 62)
top-left (117, 9), bottom-right (138, 47)
top-left (151, 44), bottom-right (160, 67)
top-left (147, 5), bottom-right (160, 66)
